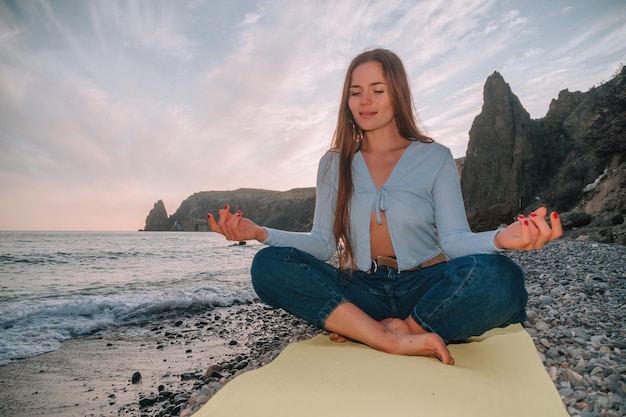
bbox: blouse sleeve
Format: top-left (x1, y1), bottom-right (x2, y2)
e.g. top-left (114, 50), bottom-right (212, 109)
top-left (433, 150), bottom-right (504, 259)
top-left (261, 152), bottom-right (338, 261)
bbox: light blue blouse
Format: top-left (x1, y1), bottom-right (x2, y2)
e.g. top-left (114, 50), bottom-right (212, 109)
top-left (263, 141), bottom-right (503, 272)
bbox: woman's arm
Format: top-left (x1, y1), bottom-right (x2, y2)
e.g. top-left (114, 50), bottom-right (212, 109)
top-left (432, 151), bottom-right (501, 258)
top-left (262, 152), bottom-right (338, 260)
top-left (208, 152), bottom-right (339, 261)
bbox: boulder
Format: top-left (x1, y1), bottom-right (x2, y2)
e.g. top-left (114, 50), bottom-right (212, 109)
top-left (559, 212), bottom-right (592, 230)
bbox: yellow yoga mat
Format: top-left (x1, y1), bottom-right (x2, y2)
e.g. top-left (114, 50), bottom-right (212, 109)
top-left (197, 324), bottom-right (568, 417)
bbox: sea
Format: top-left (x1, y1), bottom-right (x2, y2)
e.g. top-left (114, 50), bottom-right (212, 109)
top-left (0, 231), bottom-right (261, 366)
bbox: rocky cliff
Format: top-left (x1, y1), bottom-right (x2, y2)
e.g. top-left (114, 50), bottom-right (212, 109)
top-left (144, 188), bottom-right (316, 232)
top-left (461, 66), bottom-right (625, 243)
top-left (144, 67), bottom-right (625, 244)
top-left (461, 72), bottom-right (544, 218)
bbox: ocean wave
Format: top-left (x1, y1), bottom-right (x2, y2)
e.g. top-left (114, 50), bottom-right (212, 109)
top-left (0, 231), bottom-right (261, 366)
top-left (0, 284), bottom-right (256, 365)
top-left (0, 254), bottom-right (69, 265)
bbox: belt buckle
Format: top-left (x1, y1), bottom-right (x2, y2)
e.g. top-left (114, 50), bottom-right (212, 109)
top-left (370, 259), bottom-right (378, 274)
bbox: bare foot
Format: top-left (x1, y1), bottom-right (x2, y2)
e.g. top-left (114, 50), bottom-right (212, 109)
top-left (323, 304), bottom-right (454, 364)
top-left (382, 318), bottom-right (454, 365)
top-left (329, 332), bottom-right (350, 343)
top-left (331, 318), bottom-right (453, 364)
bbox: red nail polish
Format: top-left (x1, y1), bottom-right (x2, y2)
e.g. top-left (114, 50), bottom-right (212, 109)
top-left (530, 213), bottom-right (537, 217)
top-left (224, 205), bottom-right (228, 210)
top-left (524, 220), bottom-right (529, 226)
top-left (552, 212), bottom-right (559, 219)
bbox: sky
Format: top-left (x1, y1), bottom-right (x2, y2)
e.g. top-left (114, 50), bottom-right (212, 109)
top-left (0, 0), bottom-right (624, 231)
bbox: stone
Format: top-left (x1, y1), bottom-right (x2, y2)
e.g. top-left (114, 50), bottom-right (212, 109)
top-left (540, 338), bottom-right (552, 348)
top-left (540, 295), bottom-right (555, 305)
top-left (559, 212), bottom-right (592, 230)
top-left (131, 371), bottom-right (142, 384)
top-left (596, 396), bottom-right (612, 409)
top-left (591, 211), bottom-right (624, 227)
top-left (610, 392), bottom-right (624, 405)
top-left (571, 328), bottom-right (591, 341)
top-left (202, 364), bottom-right (223, 380)
top-left (138, 393), bottom-right (157, 407)
top-left (173, 393), bottom-right (188, 404)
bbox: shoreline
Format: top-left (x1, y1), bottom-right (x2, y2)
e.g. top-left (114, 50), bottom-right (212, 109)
top-left (1, 239), bottom-right (624, 417)
top-left (0, 303), bottom-right (319, 417)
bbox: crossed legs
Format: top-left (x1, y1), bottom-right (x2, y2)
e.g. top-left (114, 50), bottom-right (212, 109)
top-left (251, 247), bottom-right (525, 365)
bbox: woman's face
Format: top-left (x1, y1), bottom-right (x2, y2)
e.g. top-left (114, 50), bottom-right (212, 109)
top-left (348, 61), bottom-right (395, 133)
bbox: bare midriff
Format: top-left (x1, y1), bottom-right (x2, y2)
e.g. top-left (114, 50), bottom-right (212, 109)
top-left (369, 210), bottom-right (395, 259)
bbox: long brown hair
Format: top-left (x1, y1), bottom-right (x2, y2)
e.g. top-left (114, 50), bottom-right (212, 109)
top-left (329, 48), bottom-right (433, 270)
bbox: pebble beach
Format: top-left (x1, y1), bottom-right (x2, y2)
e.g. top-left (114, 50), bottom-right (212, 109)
top-left (508, 239), bottom-right (626, 417)
top-left (0, 238), bottom-right (624, 417)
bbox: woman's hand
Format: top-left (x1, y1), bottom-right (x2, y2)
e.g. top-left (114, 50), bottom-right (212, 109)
top-left (207, 205), bottom-right (268, 242)
top-left (494, 207), bottom-right (563, 251)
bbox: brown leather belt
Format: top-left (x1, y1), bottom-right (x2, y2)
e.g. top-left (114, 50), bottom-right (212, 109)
top-left (368, 253), bottom-right (448, 274)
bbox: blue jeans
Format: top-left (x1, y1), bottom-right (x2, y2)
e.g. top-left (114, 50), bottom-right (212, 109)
top-left (251, 247), bottom-right (527, 343)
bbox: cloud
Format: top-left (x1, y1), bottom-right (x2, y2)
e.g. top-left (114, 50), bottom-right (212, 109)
top-left (1, 0), bottom-right (625, 230)
top-left (238, 7), bottom-right (264, 27)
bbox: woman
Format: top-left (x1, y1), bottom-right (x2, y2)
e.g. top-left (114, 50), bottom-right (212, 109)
top-left (207, 48), bottom-right (562, 365)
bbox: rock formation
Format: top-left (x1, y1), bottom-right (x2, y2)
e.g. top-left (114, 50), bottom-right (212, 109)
top-left (143, 200), bottom-right (169, 231)
top-left (461, 71), bottom-right (544, 219)
top-left (144, 188), bottom-right (316, 232)
top-left (461, 66), bottom-right (625, 242)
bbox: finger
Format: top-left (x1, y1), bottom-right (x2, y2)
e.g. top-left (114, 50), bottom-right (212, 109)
top-left (549, 212), bottom-right (563, 240)
top-left (533, 206), bottom-right (548, 218)
top-left (529, 212), bottom-right (552, 249)
top-left (226, 210), bottom-right (244, 240)
top-left (218, 205), bottom-right (235, 240)
top-left (207, 213), bottom-right (222, 234)
top-left (526, 218), bottom-right (540, 250)
top-left (518, 215), bottom-right (531, 249)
